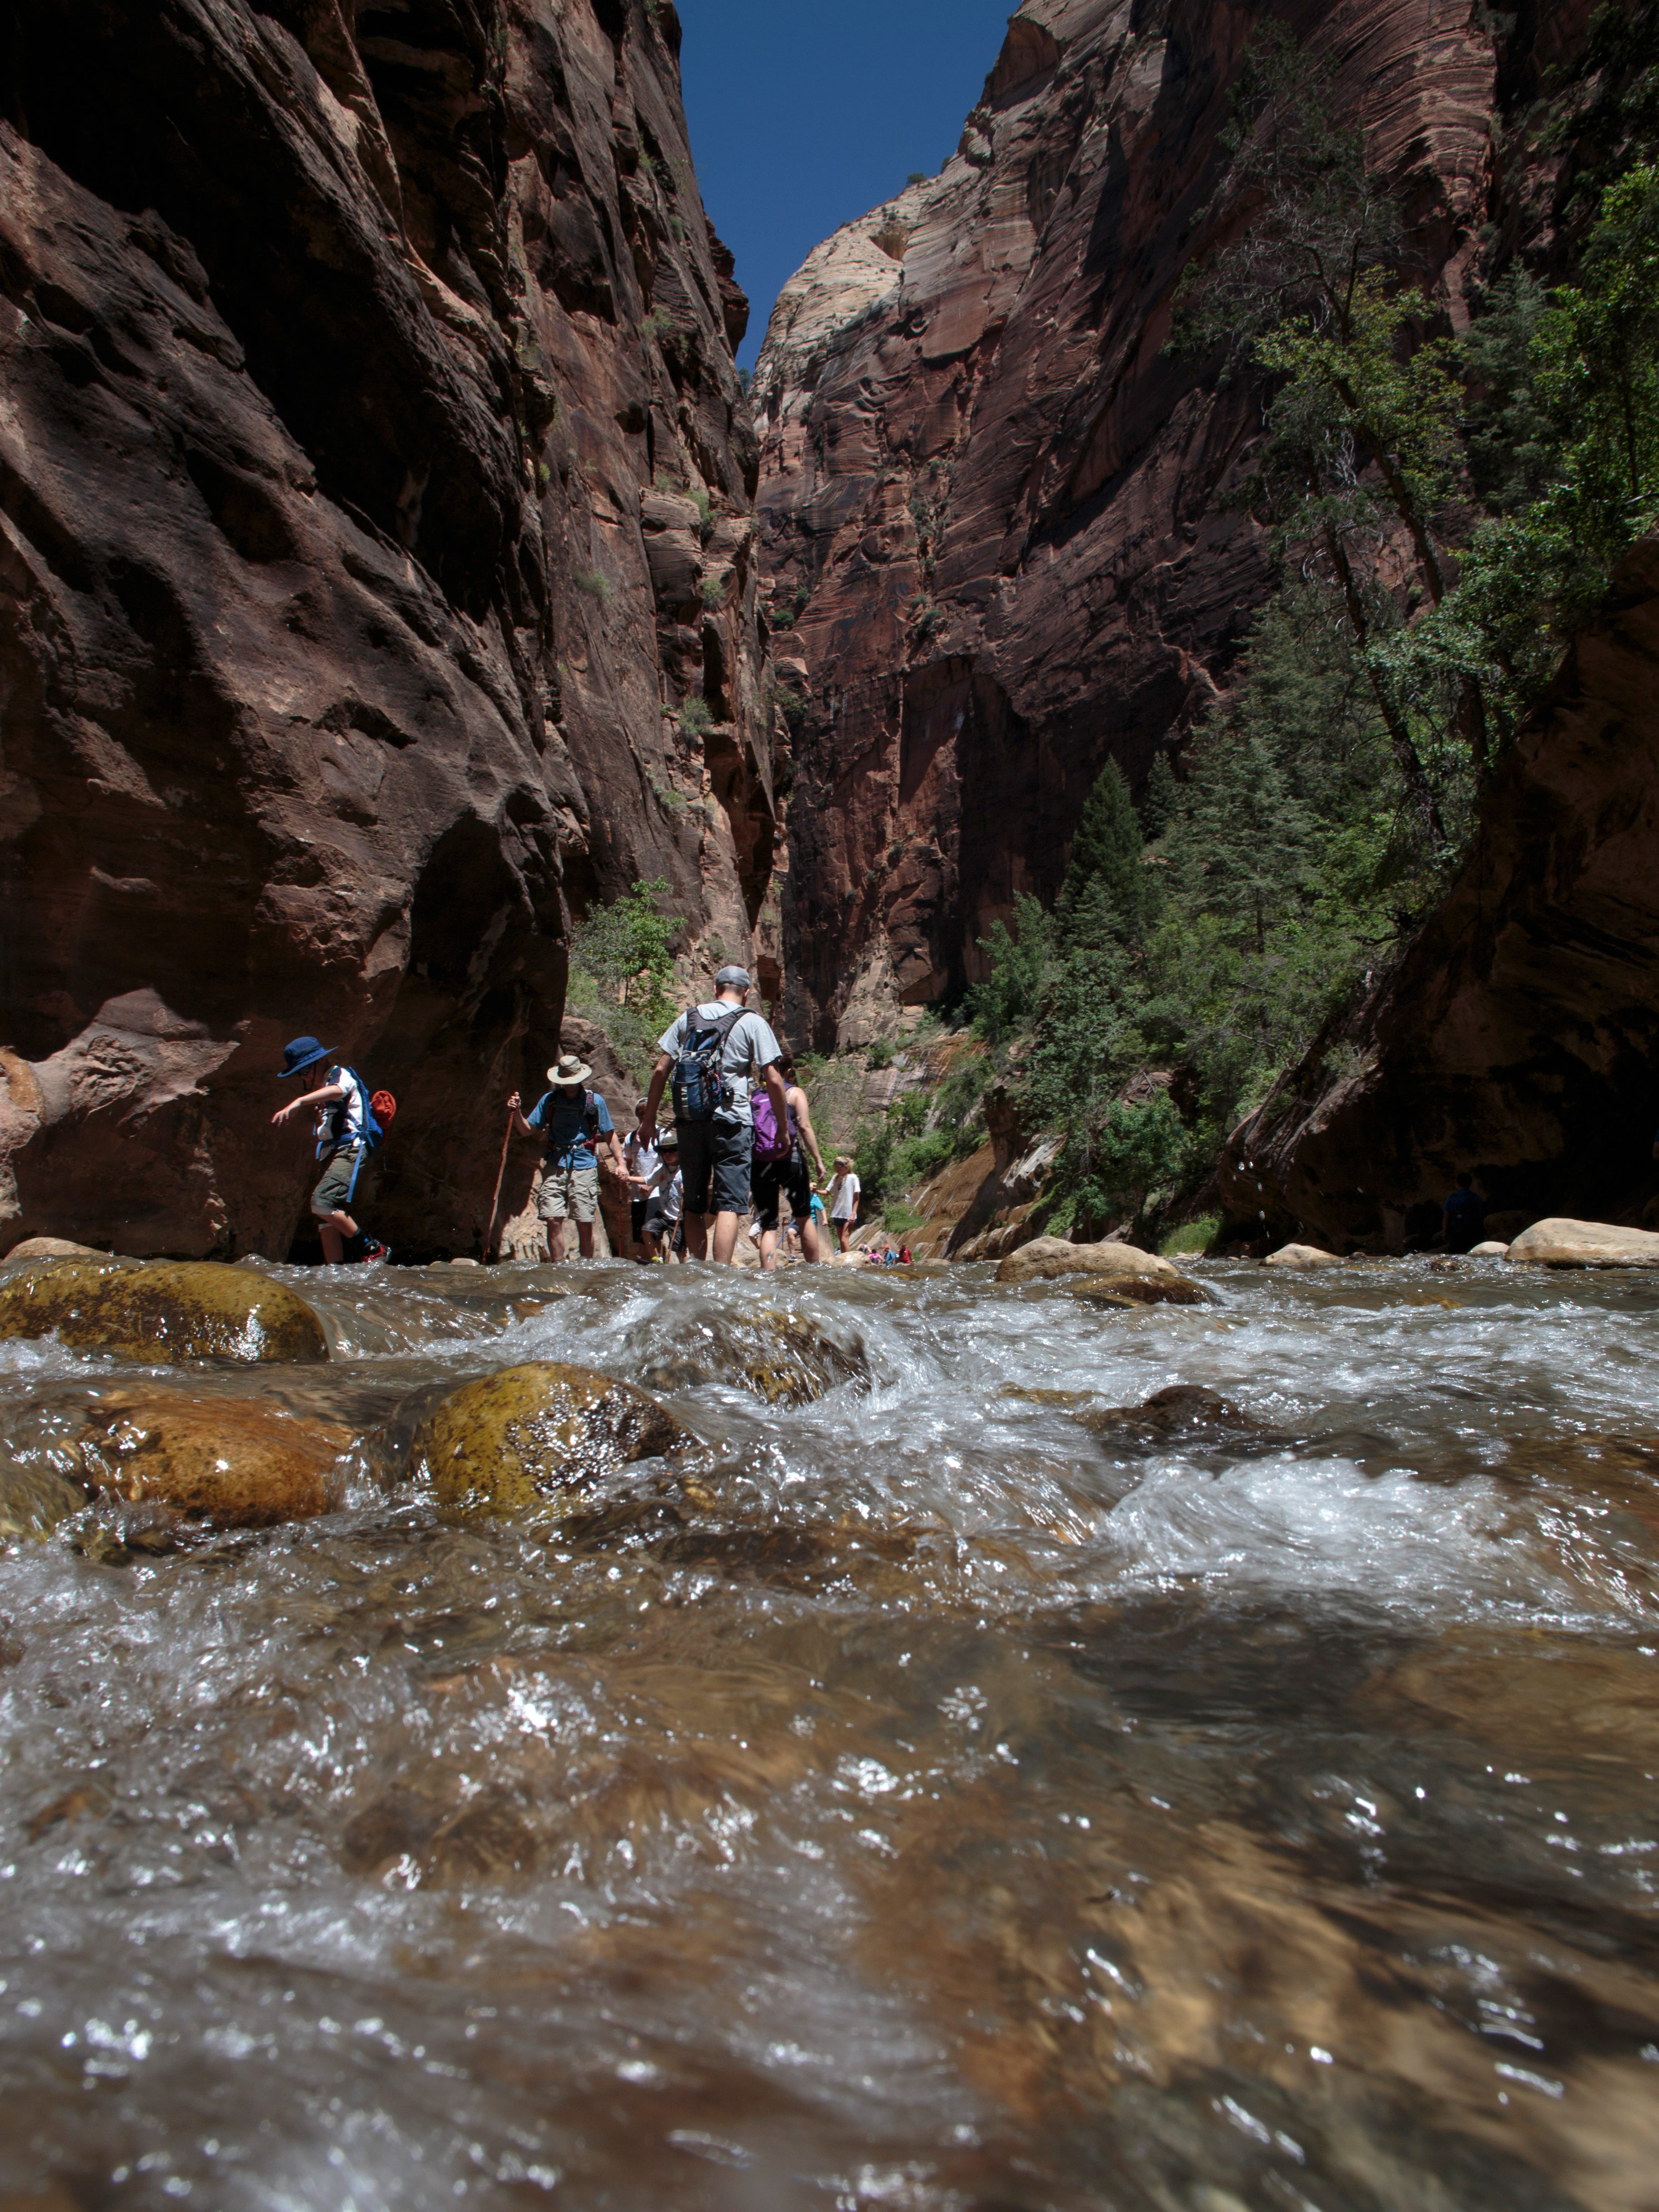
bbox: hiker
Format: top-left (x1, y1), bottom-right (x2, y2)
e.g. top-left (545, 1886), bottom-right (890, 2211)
top-left (623, 1100), bottom-right (662, 1263)
top-left (271, 1036), bottom-right (391, 1265)
top-left (641, 966), bottom-right (789, 1266)
top-left (898, 1245), bottom-right (913, 1266)
top-left (638, 1129), bottom-right (681, 1262)
top-left (824, 1156), bottom-right (861, 1254)
top-left (1442, 1171), bottom-right (1487, 1255)
top-left (508, 1052), bottom-right (626, 1262)
top-left (752, 1051), bottom-right (829, 1272)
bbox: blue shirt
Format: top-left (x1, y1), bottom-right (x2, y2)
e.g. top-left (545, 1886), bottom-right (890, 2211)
top-left (527, 1087), bottom-right (613, 1169)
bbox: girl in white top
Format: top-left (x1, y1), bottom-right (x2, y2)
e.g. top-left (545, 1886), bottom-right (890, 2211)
top-left (825, 1156), bottom-right (861, 1254)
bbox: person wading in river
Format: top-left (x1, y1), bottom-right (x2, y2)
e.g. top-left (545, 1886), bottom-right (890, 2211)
top-left (623, 1099), bottom-right (661, 1263)
top-left (641, 966), bottom-right (789, 1266)
top-left (752, 1052), bottom-right (828, 1271)
top-left (508, 1052), bottom-right (626, 1262)
top-left (1442, 1172), bottom-right (1487, 1255)
top-left (824, 1156), bottom-right (861, 1255)
top-left (272, 1036), bottom-right (391, 1266)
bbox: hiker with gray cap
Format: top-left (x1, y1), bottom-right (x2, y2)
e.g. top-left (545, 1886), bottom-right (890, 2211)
top-left (641, 966), bottom-right (789, 1266)
top-left (508, 1051), bottom-right (626, 1262)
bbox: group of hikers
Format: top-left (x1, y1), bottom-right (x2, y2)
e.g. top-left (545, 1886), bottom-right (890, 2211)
top-left (274, 964), bottom-right (877, 1269)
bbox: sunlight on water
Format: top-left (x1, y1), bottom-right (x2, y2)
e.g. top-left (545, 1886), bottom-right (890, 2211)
top-left (1, 1254), bottom-right (1656, 2210)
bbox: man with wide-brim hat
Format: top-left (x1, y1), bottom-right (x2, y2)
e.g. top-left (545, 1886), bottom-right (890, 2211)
top-left (508, 1051), bottom-right (626, 1262)
top-left (640, 965), bottom-right (790, 1267)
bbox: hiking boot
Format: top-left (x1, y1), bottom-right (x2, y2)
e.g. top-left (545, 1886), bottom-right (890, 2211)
top-left (355, 1237), bottom-right (392, 1265)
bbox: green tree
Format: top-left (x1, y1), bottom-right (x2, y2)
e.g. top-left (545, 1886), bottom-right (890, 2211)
top-left (1056, 759), bottom-right (1150, 949)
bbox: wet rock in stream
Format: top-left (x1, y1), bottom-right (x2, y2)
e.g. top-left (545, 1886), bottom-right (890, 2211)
top-left (73, 1392), bottom-right (355, 1528)
top-left (0, 1258), bottom-right (328, 1364)
top-left (1066, 1275), bottom-right (1212, 1310)
top-left (414, 1361), bottom-right (686, 1515)
top-left (636, 1305), bottom-right (870, 1405)
top-left (1083, 1384), bottom-right (1293, 1455)
top-left (995, 1235), bottom-right (1206, 1294)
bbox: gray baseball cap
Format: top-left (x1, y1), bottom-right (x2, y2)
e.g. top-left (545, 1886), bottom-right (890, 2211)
top-left (714, 964), bottom-right (752, 989)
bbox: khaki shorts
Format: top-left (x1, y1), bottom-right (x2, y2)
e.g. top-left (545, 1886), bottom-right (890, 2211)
top-left (538, 1159), bottom-right (599, 1223)
top-left (312, 1144), bottom-right (365, 1217)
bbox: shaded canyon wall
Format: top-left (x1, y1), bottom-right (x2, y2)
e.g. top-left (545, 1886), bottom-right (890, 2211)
top-left (1217, 539), bottom-right (1659, 1250)
top-left (754, 0), bottom-right (1590, 1045)
top-left (0, 0), bottom-right (779, 1259)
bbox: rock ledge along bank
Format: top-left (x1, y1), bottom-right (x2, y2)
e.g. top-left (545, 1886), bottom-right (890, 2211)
top-left (1219, 541), bottom-right (1659, 1253)
top-left (753, 0), bottom-right (1591, 1048)
top-left (0, 0), bottom-right (779, 1265)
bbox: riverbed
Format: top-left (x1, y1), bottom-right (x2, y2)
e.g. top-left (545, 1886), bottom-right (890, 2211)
top-left (0, 1255), bottom-right (1655, 2211)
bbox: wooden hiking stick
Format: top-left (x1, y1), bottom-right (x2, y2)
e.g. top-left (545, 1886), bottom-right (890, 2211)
top-left (485, 1105), bottom-right (516, 1260)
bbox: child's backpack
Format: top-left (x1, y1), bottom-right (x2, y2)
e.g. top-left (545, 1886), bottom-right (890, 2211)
top-left (332, 1070), bottom-right (395, 1153)
top-left (669, 1007), bottom-right (745, 1125)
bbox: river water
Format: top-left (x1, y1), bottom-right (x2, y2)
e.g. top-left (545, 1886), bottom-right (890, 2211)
top-left (0, 1255), bottom-right (1656, 2212)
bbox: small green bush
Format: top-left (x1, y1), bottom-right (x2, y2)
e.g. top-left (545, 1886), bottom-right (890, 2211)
top-left (572, 566), bottom-right (612, 605)
top-left (1160, 1215), bottom-right (1221, 1257)
top-left (678, 695), bottom-right (714, 739)
top-left (699, 574), bottom-right (726, 610)
top-left (865, 1037), bottom-right (896, 1070)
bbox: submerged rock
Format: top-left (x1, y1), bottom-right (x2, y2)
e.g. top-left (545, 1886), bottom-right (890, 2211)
top-left (638, 1307), bottom-right (870, 1404)
top-left (0, 1260), bottom-right (328, 1364)
top-left (1067, 1275), bottom-right (1211, 1310)
top-left (1084, 1384), bottom-right (1291, 1454)
top-left (995, 1237), bottom-right (1190, 1289)
top-left (1263, 1243), bottom-right (1343, 1269)
top-left (416, 1362), bottom-right (685, 1514)
top-left (74, 1393), bottom-right (353, 1528)
top-left (0, 1462), bottom-right (90, 1540)
top-left (1507, 1219), bottom-right (1659, 1269)
top-left (1470, 1239), bottom-right (1511, 1257)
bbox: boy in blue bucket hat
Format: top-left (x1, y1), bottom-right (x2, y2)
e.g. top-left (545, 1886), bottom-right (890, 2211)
top-left (272, 1036), bottom-right (390, 1265)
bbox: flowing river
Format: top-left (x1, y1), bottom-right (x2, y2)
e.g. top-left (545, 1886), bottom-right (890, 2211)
top-left (0, 1255), bottom-right (1656, 2212)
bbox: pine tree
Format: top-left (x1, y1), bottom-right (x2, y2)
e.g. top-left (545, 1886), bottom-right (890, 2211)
top-left (1140, 752), bottom-right (1180, 840)
top-left (1056, 760), bottom-right (1148, 949)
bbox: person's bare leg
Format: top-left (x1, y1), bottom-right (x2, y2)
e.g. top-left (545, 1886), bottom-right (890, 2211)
top-left (549, 1218), bottom-right (569, 1263)
top-left (711, 1210), bottom-right (740, 1265)
top-left (837, 1220), bottom-right (851, 1255)
top-left (317, 1218), bottom-right (347, 1264)
top-left (801, 1219), bottom-right (821, 1264)
top-left (576, 1220), bottom-right (596, 1259)
top-left (640, 1231), bottom-right (659, 1263)
top-left (759, 1227), bottom-right (779, 1271)
top-left (684, 1213), bottom-right (710, 1261)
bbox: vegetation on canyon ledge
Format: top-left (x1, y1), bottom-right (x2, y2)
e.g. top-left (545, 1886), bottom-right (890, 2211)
top-left (961, 11), bottom-right (1659, 1243)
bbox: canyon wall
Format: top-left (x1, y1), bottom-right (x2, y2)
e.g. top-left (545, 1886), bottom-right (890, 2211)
top-left (754, 0), bottom-right (1589, 1046)
top-left (1217, 538), bottom-right (1659, 1251)
top-left (0, 0), bottom-right (778, 1260)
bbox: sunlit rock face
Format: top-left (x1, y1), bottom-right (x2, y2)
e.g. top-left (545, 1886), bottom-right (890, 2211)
top-left (1219, 542), bottom-right (1659, 1252)
top-left (0, 0), bottom-right (778, 1261)
top-left (753, 0), bottom-right (1591, 1046)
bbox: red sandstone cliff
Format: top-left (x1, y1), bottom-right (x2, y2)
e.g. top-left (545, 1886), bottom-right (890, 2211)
top-left (754, 0), bottom-right (1589, 1046)
top-left (0, 0), bottom-right (778, 1260)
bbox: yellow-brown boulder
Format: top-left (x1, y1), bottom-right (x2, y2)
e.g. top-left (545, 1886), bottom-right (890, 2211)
top-left (415, 1361), bottom-right (685, 1514)
top-left (0, 1259), bottom-right (328, 1364)
top-left (995, 1235), bottom-right (1190, 1287)
top-left (76, 1393), bottom-right (353, 1526)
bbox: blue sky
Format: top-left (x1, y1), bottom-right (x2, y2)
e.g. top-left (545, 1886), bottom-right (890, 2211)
top-left (677, 0), bottom-right (1016, 367)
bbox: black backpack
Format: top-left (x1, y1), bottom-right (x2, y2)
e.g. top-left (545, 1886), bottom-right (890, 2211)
top-left (670, 1007), bottom-right (746, 1125)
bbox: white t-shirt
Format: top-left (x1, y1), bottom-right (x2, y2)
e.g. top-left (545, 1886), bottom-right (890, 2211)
top-left (657, 1002), bottom-right (783, 1128)
top-left (829, 1171), bottom-right (861, 1222)
top-left (661, 1169), bottom-right (684, 1224)
top-left (314, 1066), bottom-right (367, 1158)
top-left (625, 1131), bottom-right (660, 1184)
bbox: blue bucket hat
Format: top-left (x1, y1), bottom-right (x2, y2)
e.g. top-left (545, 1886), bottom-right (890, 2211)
top-left (278, 1036), bottom-right (334, 1080)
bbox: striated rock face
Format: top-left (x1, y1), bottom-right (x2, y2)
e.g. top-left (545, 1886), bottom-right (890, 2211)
top-left (1217, 543), bottom-right (1659, 1250)
top-left (0, 0), bottom-right (777, 1260)
top-left (754, 0), bottom-right (1588, 1044)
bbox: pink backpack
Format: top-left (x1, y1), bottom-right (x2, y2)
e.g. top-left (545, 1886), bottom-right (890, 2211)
top-left (751, 1088), bottom-right (796, 1161)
